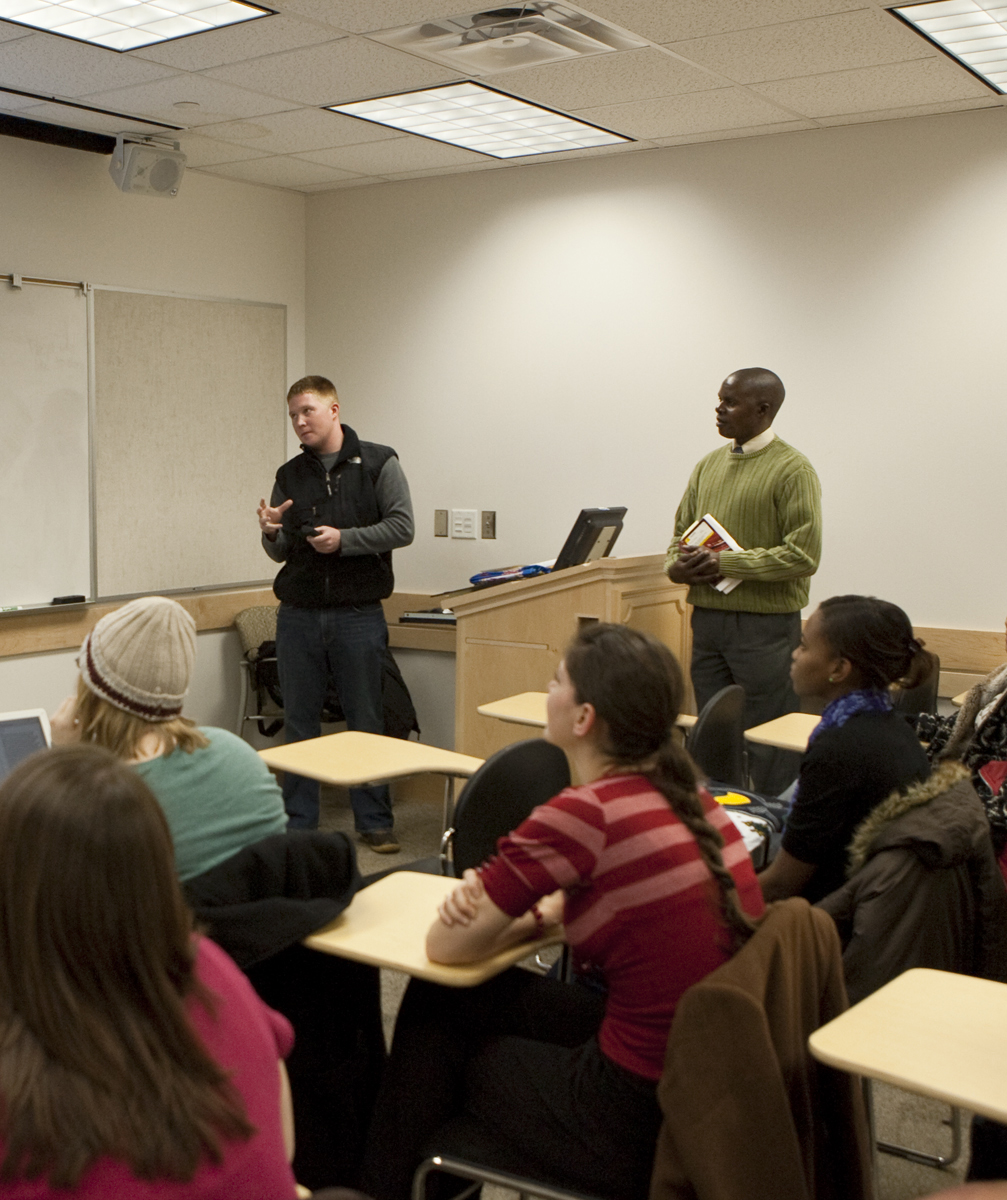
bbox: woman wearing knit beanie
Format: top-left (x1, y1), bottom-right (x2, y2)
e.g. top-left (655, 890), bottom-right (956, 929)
top-left (50, 596), bottom-right (288, 883)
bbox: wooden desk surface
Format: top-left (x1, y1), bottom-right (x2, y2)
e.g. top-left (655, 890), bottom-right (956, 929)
top-left (304, 871), bottom-right (563, 987)
top-left (744, 712), bottom-right (819, 753)
top-left (809, 968), bottom-right (1007, 1123)
top-left (259, 731), bottom-right (483, 788)
top-left (477, 692), bottom-right (697, 730)
top-left (952, 691), bottom-right (968, 708)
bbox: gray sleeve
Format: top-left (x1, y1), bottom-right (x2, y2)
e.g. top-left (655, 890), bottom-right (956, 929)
top-left (261, 478), bottom-right (292, 563)
top-left (341, 455), bottom-right (415, 556)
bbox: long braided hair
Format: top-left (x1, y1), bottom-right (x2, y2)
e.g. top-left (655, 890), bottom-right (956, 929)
top-left (564, 623), bottom-right (756, 952)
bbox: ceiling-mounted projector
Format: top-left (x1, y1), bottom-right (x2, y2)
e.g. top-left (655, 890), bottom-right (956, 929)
top-left (109, 135), bottom-right (186, 198)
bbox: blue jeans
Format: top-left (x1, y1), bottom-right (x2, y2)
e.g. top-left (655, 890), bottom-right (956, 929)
top-left (276, 601), bottom-right (392, 832)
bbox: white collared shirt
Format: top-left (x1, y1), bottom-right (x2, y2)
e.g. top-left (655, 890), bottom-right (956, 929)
top-left (732, 427), bottom-right (776, 454)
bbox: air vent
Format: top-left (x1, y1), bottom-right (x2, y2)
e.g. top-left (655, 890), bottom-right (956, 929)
top-left (370, 3), bottom-right (647, 75)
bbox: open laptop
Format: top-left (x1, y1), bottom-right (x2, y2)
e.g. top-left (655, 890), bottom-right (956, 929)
top-left (0, 709), bottom-right (52, 783)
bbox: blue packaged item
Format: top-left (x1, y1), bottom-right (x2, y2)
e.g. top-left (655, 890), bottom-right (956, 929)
top-left (469, 564), bottom-right (551, 587)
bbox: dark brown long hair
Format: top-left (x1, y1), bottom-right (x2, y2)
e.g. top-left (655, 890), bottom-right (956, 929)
top-left (0, 745), bottom-right (253, 1187)
top-left (564, 623), bottom-right (755, 952)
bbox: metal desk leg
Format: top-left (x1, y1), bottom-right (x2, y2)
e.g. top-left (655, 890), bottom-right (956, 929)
top-left (877, 1101), bottom-right (962, 1170)
top-left (442, 775), bottom-right (455, 834)
top-left (868, 1073), bottom-right (963, 1171)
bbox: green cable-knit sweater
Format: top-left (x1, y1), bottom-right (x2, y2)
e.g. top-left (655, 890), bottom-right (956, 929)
top-left (664, 437), bottom-right (821, 614)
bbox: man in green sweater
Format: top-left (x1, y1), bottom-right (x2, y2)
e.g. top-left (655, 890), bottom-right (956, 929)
top-left (665, 368), bottom-right (821, 794)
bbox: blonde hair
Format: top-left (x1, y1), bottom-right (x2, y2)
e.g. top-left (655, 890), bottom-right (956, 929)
top-left (75, 676), bottom-right (208, 760)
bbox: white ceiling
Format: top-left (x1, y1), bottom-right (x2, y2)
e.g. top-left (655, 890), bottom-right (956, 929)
top-left (1, 0), bottom-right (1003, 193)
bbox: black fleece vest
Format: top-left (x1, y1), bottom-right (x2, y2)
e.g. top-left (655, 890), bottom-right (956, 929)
top-left (272, 426), bottom-right (396, 608)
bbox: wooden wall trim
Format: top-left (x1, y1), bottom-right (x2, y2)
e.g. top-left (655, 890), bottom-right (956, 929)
top-left (0, 588), bottom-right (456, 659)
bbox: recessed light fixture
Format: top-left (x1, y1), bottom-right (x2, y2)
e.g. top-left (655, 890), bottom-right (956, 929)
top-left (327, 81), bottom-right (632, 159)
top-left (891, 1), bottom-right (1007, 93)
top-left (0, 0), bottom-right (272, 52)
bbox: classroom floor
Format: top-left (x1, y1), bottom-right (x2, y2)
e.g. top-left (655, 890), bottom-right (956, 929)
top-left (317, 780), bottom-right (971, 1200)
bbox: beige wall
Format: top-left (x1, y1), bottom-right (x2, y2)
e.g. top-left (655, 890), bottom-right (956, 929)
top-left (0, 133), bottom-right (305, 715)
top-left (304, 106), bottom-right (1007, 633)
top-left (5, 105), bottom-right (1007, 726)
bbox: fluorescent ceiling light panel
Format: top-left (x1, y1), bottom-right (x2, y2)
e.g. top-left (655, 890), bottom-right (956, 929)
top-left (0, 0), bottom-right (271, 51)
top-left (892, 1), bottom-right (1007, 93)
top-left (328, 82), bottom-right (631, 159)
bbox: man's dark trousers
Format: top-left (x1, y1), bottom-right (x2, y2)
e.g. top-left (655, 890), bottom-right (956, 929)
top-left (277, 600), bottom-right (391, 831)
top-left (690, 608), bottom-right (803, 796)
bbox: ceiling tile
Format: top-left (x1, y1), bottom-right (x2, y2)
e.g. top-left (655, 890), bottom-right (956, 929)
top-left (753, 56), bottom-right (996, 117)
top-left (196, 106), bottom-right (402, 151)
top-left (498, 47), bottom-right (719, 111)
top-left (14, 99), bottom-right (178, 134)
top-left (0, 90), bottom-right (36, 110)
top-left (177, 131), bottom-right (273, 164)
top-left (198, 152), bottom-right (361, 185)
top-left (77, 73), bottom-right (290, 124)
top-left (378, 159), bottom-right (510, 179)
top-left (815, 97), bottom-right (1005, 127)
top-left (203, 32), bottom-right (461, 106)
top-left (128, 15), bottom-right (342, 72)
top-left (296, 132), bottom-right (484, 172)
top-left (285, 2), bottom-right (459, 35)
top-left (0, 20), bottom-right (34, 43)
top-left (0, 30), bottom-right (175, 97)
top-left (666, 9), bottom-right (935, 85)
top-left (575, 87), bottom-right (796, 139)
top-left (652, 117), bottom-right (817, 145)
top-left (583, 0), bottom-right (860, 44)
top-left (297, 175), bottom-right (388, 190)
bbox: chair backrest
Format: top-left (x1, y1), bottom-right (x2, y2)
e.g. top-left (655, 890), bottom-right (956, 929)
top-left (686, 685), bottom-right (746, 787)
top-left (450, 739), bottom-right (571, 874)
top-left (891, 652), bottom-right (941, 716)
top-left (234, 605), bottom-right (279, 657)
top-left (649, 898), bottom-right (873, 1200)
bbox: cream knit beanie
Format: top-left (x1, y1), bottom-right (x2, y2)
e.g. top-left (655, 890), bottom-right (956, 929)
top-left (78, 597), bottom-right (196, 721)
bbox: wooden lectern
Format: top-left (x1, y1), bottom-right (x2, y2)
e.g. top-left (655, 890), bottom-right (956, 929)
top-left (451, 554), bottom-right (690, 760)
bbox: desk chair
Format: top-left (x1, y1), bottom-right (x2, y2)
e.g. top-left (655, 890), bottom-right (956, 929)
top-left (412, 899), bottom-right (873, 1200)
top-left (686, 684), bottom-right (747, 788)
top-left (406, 738), bottom-right (570, 876)
top-left (891, 653), bottom-right (941, 717)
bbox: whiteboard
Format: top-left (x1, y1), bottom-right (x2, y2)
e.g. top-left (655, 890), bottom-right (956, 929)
top-left (92, 289), bottom-right (286, 597)
top-left (0, 282), bottom-right (90, 608)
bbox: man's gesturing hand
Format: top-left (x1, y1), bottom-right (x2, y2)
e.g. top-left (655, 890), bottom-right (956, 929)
top-left (258, 497), bottom-right (292, 540)
top-left (307, 526), bottom-right (341, 554)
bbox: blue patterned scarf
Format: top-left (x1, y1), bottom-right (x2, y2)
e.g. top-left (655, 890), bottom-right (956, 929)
top-left (808, 688), bottom-right (892, 745)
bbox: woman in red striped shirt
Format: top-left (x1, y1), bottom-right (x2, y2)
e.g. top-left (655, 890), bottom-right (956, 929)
top-left (362, 623), bottom-right (765, 1200)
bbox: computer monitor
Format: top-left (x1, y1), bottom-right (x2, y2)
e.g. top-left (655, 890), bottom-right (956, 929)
top-left (0, 709), bottom-right (51, 783)
top-left (553, 507), bottom-right (627, 573)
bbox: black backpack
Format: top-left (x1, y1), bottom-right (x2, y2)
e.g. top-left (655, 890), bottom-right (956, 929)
top-left (249, 641), bottom-right (419, 741)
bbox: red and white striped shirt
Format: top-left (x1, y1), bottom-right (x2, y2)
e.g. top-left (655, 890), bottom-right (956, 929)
top-left (480, 773), bottom-right (765, 1080)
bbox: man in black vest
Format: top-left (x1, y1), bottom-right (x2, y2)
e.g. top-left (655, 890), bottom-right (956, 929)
top-left (258, 376), bottom-right (414, 850)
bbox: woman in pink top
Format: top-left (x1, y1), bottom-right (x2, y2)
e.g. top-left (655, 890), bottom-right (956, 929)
top-left (0, 744), bottom-right (298, 1200)
top-left (362, 624), bottom-right (764, 1200)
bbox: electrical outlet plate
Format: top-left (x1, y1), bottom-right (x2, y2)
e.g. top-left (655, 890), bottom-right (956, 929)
top-left (451, 509), bottom-right (478, 539)
top-left (481, 510), bottom-right (496, 539)
top-left (434, 509), bottom-right (448, 537)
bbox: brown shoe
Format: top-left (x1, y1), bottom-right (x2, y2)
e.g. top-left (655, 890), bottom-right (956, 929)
top-left (359, 829), bottom-right (400, 854)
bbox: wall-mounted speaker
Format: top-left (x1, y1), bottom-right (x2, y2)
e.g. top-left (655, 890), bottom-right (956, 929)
top-left (109, 136), bottom-right (186, 198)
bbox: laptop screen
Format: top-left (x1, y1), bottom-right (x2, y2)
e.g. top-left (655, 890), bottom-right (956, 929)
top-left (0, 715), bottom-right (50, 782)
